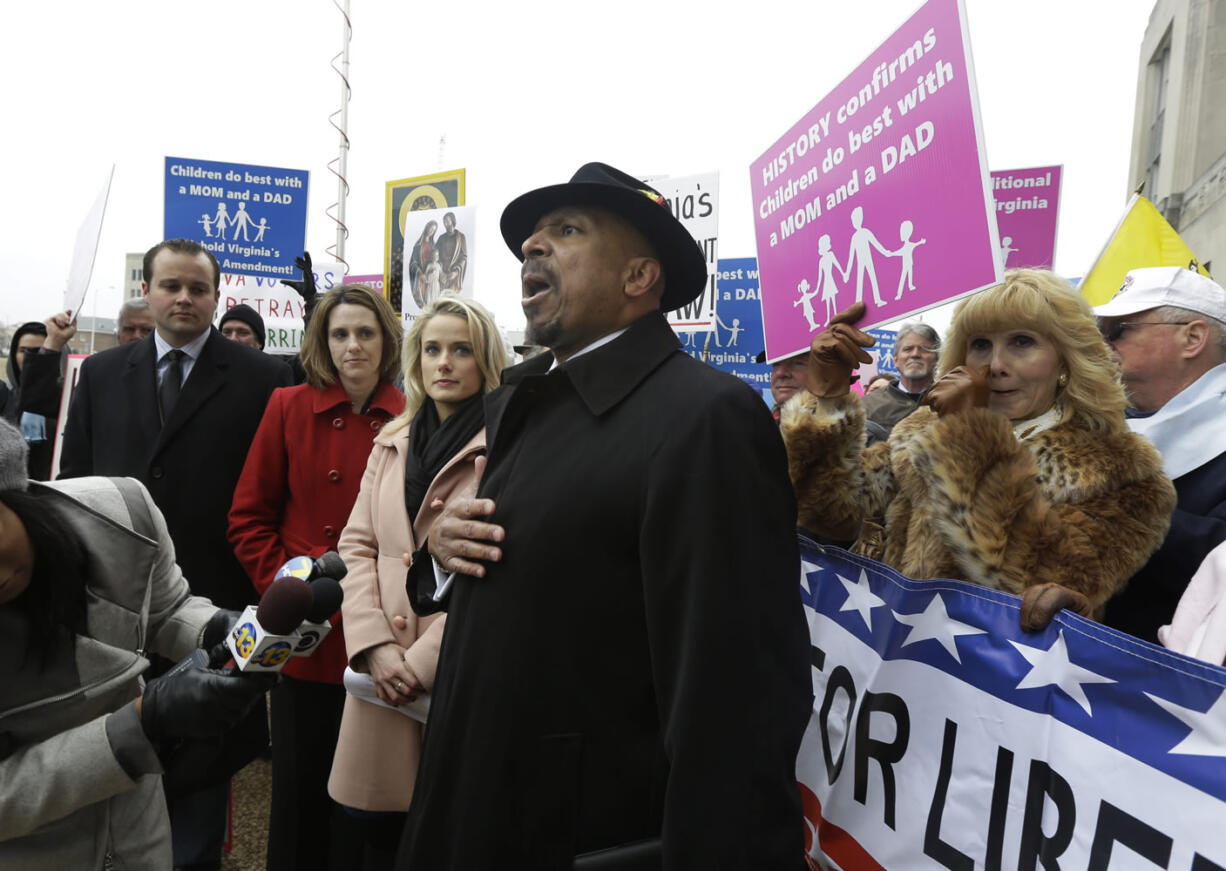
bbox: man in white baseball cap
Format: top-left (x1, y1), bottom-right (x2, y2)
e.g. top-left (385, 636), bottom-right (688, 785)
top-left (1093, 265), bottom-right (1226, 643)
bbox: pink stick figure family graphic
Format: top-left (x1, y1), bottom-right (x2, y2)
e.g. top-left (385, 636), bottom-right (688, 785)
top-left (794, 206), bottom-right (926, 331)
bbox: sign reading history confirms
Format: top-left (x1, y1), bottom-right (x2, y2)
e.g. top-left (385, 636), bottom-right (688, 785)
top-left (991, 165), bottom-right (1062, 270)
top-left (164, 156), bottom-right (309, 280)
top-left (749, 0), bottom-right (1000, 362)
top-left (648, 172), bottom-right (719, 332)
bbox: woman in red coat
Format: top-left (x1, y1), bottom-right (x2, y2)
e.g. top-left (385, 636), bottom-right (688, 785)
top-left (228, 283), bottom-right (405, 871)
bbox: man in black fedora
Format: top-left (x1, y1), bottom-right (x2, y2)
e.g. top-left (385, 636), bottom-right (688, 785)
top-left (399, 163), bottom-right (811, 869)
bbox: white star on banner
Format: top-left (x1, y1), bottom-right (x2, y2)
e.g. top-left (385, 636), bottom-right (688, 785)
top-left (1145, 689), bottom-right (1226, 758)
top-left (799, 558), bottom-right (824, 592)
top-left (837, 569), bottom-right (886, 630)
top-left (1010, 630), bottom-right (1116, 716)
top-left (892, 594), bottom-right (986, 663)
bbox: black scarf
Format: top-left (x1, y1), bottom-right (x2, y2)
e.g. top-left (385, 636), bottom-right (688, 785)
top-left (403, 393), bottom-right (485, 525)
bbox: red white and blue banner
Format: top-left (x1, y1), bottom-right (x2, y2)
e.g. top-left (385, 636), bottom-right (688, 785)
top-left (797, 539), bottom-right (1226, 869)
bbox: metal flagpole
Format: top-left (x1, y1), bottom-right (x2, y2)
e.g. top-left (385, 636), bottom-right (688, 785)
top-left (327, 0), bottom-right (352, 269)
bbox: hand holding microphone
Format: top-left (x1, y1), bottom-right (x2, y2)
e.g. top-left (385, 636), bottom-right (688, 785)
top-left (139, 649), bottom-right (274, 747)
top-left (214, 552), bottom-right (348, 671)
top-left (221, 576), bottom-right (315, 672)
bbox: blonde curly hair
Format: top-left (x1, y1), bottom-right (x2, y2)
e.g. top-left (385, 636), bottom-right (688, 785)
top-left (939, 269), bottom-right (1127, 433)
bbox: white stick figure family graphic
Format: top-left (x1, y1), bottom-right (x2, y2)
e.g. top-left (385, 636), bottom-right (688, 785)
top-left (793, 206), bottom-right (926, 331)
top-left (199, 202), bottom-right (271, 242)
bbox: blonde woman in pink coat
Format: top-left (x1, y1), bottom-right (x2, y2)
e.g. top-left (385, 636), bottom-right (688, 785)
top-left (328, 297), bottom-right (505, 867)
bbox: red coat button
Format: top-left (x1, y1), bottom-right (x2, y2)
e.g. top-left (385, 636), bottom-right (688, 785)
top-left (324, 525), bottom-right (336, 537)
top-left (332, 418), bottom-right (345, 430)
top-left (328, 469), bottom-right (341, 482)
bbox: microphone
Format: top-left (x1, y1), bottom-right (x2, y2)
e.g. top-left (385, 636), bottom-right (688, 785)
top-left (274, 555), bottom-right (314, 581)
top-left (273, 551), bottom-right (348, 583)
top-left (292, 576), bottom-right (344, 658)
top-left (305, 576), bottom-right (344, 623)
top-left (225, 577), bottom-right (314, 672)
top-left (311, 550), bottom-right (348, 581)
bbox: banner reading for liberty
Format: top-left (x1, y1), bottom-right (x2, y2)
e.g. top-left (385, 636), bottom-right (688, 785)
top-left (797, 540), bottom-right (1226, 869)
top-left (749, 0), bottom-right (999, 363)
top-left (164, 156), bottom-right (309, 280)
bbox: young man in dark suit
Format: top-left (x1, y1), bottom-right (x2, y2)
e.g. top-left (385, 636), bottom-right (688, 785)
top-left (59, 237), bottom-right (293, 871)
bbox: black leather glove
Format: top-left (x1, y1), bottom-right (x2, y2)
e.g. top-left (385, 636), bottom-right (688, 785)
top-left (200, 608), bottom-right (242, 651)
top-left (279, 251), bottom-right (321, 328)
top-left (140, 650), bottom-right (274, 746)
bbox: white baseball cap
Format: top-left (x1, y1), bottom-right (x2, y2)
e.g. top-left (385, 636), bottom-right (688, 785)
top-left (1093, 266), bottom-right (1226, 321)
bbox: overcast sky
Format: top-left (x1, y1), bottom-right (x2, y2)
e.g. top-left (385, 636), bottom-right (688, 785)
top-left (3, 0), bottom-right (1155, 337)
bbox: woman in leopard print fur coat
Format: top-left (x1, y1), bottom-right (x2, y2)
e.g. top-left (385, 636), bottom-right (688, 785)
top-left (782, 269), bottom-right (1176, 612)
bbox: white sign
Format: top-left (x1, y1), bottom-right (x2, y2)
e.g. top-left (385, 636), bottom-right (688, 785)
top-left (399, 205), bottom-right (476, 323)
top-left (218, 259), bottom-right (345, 355)
top-left (65, 166), bottom-right (114, 319)
top-left (650, 172), bottom-right (719, 332)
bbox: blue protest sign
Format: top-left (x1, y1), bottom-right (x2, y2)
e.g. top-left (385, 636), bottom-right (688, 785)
top-left (868, 328), bottom-right (897, 376)
top-left (164, 156), bottom-right (309, 279)
top-left (680, 257), bottom-right (772, 400)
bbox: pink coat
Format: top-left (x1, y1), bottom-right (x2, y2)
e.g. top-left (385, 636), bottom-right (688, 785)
top-left (327, 422), bottom-right (484, 811)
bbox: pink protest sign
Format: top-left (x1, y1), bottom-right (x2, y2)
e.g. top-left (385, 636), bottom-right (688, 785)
top-left (750, 0), bottom-right (1000, 362)
top-left (991, 165), bottom-right (1062, 270)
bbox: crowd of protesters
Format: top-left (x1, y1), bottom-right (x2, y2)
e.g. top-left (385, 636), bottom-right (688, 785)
top-left (2, 160), bottom-right (1224, 871)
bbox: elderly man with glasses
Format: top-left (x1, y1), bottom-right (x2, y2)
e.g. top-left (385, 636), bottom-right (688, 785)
top-left (1093, 266), bottom-right (1226, 643)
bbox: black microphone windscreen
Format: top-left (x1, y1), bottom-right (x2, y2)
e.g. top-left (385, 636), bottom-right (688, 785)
top-left (256, 577), bottom-right (314, 635)
top-left (305, 577), bottom-right (344, 623)
top-left (312, 550), bottom-right (348, 581)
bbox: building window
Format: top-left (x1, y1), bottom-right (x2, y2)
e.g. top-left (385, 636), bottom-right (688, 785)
top-left (1146, 32), bottom-right (1171, 198)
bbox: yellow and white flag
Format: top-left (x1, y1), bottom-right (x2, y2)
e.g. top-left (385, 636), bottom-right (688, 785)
top-left (1079, 195), bottom-right (1213, 306)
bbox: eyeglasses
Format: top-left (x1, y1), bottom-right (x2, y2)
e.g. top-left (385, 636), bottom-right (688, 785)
top-left (1100, 321), bottom-right (1190, 343)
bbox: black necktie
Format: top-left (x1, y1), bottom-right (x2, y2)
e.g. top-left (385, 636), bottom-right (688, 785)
top-left (159, 350), bottom-right (185, 424)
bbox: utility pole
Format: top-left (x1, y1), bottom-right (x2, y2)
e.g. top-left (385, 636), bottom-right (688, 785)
top-left (327, 0), bottom-right (352, 269)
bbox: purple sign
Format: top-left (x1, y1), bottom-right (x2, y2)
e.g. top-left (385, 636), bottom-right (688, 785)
top-left (750, 0), bottom-right (1000, 363)
top-left (991, 165), bottom-right (1062, 270)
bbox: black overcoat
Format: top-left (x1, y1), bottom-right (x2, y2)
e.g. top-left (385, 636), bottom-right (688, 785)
top-left (400, 312), bottom-right (812, 870)
top-left (1105, 449), bottom-right (1226, 642)
top-left (59, 328), bottom-right (293, 609)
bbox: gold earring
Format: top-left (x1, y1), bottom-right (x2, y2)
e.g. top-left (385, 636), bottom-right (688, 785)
top-left (1058, 373), bottom-right (1068, 387)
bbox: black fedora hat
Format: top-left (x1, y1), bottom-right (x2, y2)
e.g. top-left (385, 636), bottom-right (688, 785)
top-left (500, 162), bottom-right (707, 312)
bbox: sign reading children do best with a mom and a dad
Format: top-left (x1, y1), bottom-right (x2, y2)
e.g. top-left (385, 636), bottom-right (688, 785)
top-left (165, 156), bottom-right (309, 280)
top-left (750, 0), bottom-right (1000, 362)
